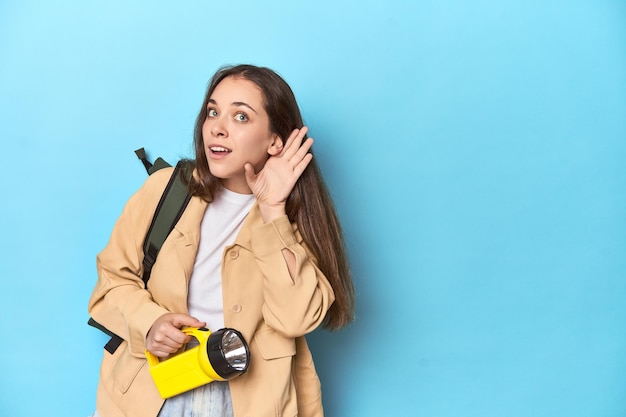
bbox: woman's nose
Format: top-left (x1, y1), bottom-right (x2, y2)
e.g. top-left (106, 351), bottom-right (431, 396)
top-left (210, 117), bottom-right (227, 137)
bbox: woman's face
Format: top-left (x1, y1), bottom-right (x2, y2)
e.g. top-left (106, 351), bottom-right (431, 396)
top-left (202, 76), bottom-right (281, 193)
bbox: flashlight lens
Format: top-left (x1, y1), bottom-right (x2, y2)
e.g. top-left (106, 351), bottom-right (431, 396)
top-left (221, 329), bottom-right (248, 371)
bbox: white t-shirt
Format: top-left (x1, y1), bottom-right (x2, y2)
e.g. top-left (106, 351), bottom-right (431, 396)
top-left (187, 188), bottom-right (255, 332)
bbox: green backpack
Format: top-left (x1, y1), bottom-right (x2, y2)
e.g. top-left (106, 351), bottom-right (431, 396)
top-left (88, 148), bottom-right (193, 354)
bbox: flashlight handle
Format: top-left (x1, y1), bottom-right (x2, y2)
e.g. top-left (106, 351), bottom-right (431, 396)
top-left (181, 327), bottom-right (212, 345)
top-left (145, 327), bottom-right (212, 366)
top-left (145, 350), bottom-right (160, 366)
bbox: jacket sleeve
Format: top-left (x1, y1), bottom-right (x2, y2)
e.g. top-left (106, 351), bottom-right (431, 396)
top-left (87, 170), bottom-right (173, 357)
top-left (250, 215), bottom-right (335, 337)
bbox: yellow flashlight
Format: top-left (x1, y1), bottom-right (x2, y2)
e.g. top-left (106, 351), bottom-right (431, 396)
top-left (145, 327), bottom-right (250, 399)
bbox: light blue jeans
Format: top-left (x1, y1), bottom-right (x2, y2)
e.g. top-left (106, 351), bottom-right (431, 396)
top-left (158, 381), bottom-right (234, 417)
top-left (90, 381), bottom-right (234, 417)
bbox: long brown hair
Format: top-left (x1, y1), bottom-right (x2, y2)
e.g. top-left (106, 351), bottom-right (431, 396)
top-left (187, 64), bottom-right (354, 329)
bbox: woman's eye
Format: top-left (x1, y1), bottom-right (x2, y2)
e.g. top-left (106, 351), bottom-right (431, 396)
top-left (207, 109), bottom-right (218, 118)
top-left (235, 112), bottom-right (248, 122)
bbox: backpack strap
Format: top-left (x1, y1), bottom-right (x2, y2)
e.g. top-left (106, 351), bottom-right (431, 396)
top-left (141, 161), bottom-right (192, 286)
top-left (89, 156), bottom-right (193, 354)
top-left (87, 317), bottom-right (124, 354)
top-left (135, 147), bottom-right (173, 175)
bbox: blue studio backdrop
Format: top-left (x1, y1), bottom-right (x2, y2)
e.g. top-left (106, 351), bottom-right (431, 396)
top-left (1, 1), bottom-right (625, 416)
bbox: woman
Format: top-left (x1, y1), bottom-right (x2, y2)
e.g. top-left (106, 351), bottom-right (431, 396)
top-left (88, 64), bottom-right (354, 417)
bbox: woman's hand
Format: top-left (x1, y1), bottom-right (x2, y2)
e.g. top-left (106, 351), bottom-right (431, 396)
top-left (244, 127), bottom-right (313, 223)
top-left (146, 313), bottom-right (206, 358)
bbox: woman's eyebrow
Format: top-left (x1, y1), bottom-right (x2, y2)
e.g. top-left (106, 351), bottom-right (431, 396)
top-left (208, 98), bottom-right (257, 114)
top-left (232, 101), bottom-right (257, 114)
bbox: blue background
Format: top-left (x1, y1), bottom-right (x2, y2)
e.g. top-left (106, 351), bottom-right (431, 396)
top-left (1, 1), bottom-right (625, 416)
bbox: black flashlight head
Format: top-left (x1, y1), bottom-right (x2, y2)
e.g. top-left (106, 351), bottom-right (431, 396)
top-left (206, 328), bottom-right (250, 379)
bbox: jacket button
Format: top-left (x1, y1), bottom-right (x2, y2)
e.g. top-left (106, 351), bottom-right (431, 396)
top-left (229, 249), bottom-right (239, 260)
top-left (231, 304), bottom-right (242, 313)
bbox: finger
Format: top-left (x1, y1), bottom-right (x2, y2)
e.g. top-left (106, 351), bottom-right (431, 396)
top-left (147, 335), bottom-right (180, 357)
top-left (152, 349), bottom-right (174, 358)
top-left (150, 341), bottom-right (181, 356)
top-left (244, 163), bottom-right (257, 185)
top-left (164, 327), bottom-right (189, 345)
top-left (279, 129), bottom-right (298, 157)
top-left (152, 314), bottom-right (204, 345)
top-left (170, 313), bottom-right (206, 329)
top-left (150, 343), bottom-right (180, 358)
top-left (149, 324), bottom-right (184, 347)
top-left (283, 127), bottom-right (308, 159)
top-left (287, 138), bottom-right (313, 172)
top-left (292, 152), bottom-right (314, 178)
top-left (290, 137), bottom-right (314, 165)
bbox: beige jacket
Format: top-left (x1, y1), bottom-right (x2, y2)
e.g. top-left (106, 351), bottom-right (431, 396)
top-left (88, 168), bottom-right (335, 417)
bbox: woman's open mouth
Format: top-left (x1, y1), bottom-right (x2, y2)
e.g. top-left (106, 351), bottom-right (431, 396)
top-left (209, 145), bottom-right (232, 158)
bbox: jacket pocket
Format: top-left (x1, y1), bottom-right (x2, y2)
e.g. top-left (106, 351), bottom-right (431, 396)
top-left (109, 342), bottom-right (146, 393)
top-left (254, 327), bottom-right (296, 360)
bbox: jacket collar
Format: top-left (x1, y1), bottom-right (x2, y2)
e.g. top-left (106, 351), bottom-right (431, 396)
top-left (171, 193), bottom-right (260, 254)
top-left (171, 196), bottom-right (208, 281)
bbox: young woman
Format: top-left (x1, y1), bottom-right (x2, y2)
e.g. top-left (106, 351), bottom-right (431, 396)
top-left (88, 64), bottom-right (354, 417)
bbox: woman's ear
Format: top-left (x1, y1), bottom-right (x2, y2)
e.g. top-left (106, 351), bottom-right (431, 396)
top-left (267, 134), bottom-right (283, 156)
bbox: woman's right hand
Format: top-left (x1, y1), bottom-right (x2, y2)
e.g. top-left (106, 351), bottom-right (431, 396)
top-left (146, 313), bottom-right (206, 358)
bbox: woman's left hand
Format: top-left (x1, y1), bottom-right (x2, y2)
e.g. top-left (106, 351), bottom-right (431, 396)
top-left (245, 127), bottom-right (313, 222)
